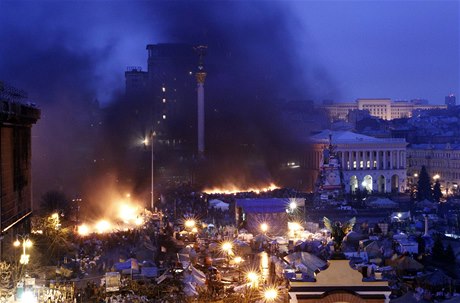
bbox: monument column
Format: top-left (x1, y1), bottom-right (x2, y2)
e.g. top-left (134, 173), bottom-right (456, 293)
top-left (195, 45), bottom-right (207, 156)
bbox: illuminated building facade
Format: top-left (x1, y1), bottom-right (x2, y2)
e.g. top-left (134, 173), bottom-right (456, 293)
top-left (407, 143), bottom-right (460, 195)
top-left (0, 81), bottom-right (40, 255)
top-left (321, 98), bottom-right (447, 121)
top-left (308, 130), bottom-right (407, 194)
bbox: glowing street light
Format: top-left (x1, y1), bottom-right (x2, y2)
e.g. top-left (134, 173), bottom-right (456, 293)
top-left (246, 271), bottom-right (259, 288)
top-left (289, 201), bottom-right (297, 212)
top-left (184, 219), bottom-right (196, 229)
top-left (260, 223), bottom-right (268, 234)
top-left (433, 174), bottom-right (441, 180)
top-left (263, 287), bottom-right (279, 302)
top-left (221, 241), bottom-right (233, 266)
top-left (233, 256), bottom-right (243, 264)
top-left (14, 236), bottom-right (32, 265)
top-left (222, 241), bottom-right (233, 254)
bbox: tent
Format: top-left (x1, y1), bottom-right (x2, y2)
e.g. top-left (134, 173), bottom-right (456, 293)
top-left (417, 199), bottom-right (438, 210)
top-left (390, 291), bottom-right (430, 303)
top-left (254, 233), bottom-right (272, 243)
top-left (233, 240), bottom-right (252, 255)
top-left (367, 198), bottom-right (399, 209)
top-left (209, 199), bottom-right (230, 211)
top-left (284, 252), bottom-right (327, 274)
top-left (364, 241), bottom-right (382, 259)
top-left (417, 270), bottom-right (452, 291)
top-left (113, 258), bottom-right (139, 273)
top-left (236, 198), bottom-right (289, 235)
top-left (390, 255), bottom-right (423, 273)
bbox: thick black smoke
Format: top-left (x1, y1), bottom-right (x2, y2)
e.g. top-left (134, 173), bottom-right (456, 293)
top-left (0, 2), bottom-right (335, 205)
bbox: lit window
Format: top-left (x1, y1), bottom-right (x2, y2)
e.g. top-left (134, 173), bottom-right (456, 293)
top-left (353, 161), bottom-right (357, 168)
top-left (366, 161), bottom-right (370, 168)
top-left (373, 160), bottom-right (377, 168)
top-left (360, 161), bottom-right (364, 168)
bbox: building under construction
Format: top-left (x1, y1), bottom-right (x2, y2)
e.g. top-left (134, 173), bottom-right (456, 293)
top-left (0, 81), bottom-right (40, 256)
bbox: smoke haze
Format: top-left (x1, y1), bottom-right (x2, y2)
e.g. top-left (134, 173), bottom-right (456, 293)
top-left (0, 2), bottom-right (335, 207)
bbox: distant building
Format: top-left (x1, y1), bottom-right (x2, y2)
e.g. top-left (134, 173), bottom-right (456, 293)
top-left (0, 81), bottom-right (40, 255)
top-left (124, 66), bottom-right (148, 96)
top-left (445, 94), bottom-right (456, 107)
top-left (321, 98), bottom-right (446, 121)
top-left (307, 130), bottom-right (407, 194)
top-left (407, 143), bottom-right (460, 196)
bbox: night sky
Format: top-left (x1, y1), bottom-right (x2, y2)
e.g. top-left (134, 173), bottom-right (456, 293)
top-left (0, 1), bottom-right (458, 199)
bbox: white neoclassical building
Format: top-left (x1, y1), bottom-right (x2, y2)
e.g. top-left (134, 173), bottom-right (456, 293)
top-left (308, 130), bottom-right (408, 193)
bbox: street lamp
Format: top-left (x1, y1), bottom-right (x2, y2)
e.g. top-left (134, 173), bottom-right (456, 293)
top-left (289, 201), bottom-right (297, 212)
top-left (221, 241), bottom-right (233, 266)
top-left (263, 286), bottom-right (279, 302)
top-left (14, 236), bottom-right (32, 265)
top-left (144, 131), bottom-right (156, 211)
top-left (246, 271), bottom-right (259, 288)
top-left (184, 219), bottom-right (196, 230)
top-left (260, 223), bottom-right (268, 234)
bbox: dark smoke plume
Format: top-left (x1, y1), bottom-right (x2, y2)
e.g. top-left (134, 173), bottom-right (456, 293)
top-left (0, 2), bottom-right (336, 208)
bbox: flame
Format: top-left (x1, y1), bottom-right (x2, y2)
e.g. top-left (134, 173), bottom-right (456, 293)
top-left (203, 183), bottom-right (279, 195)
top-left (95, 220), bottom-right (111, 234)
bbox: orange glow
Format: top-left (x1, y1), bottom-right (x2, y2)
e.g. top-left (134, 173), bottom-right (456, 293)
top-left (203, 183), bottom-right (279, 195)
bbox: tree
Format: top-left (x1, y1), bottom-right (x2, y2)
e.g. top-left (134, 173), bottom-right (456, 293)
top-left (416, 166), bottom-right (432, 201)
top-left (445, 244), bottom-right (456, 264)
top-left (432, 236), bottom-right (445, 262)
top-left (433, 180), bottom-right (443, 202)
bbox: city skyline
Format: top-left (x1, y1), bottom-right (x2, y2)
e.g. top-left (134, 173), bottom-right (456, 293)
top-left (0, 0), bottom-right (458, 197)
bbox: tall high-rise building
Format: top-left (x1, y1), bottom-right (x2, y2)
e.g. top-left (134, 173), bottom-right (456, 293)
top-left (126, 44), bottom-right (199, 184)
top-left (0, 81), bottom-right (40, 257)
top-left (445, 94), bottom-right (456, 107)
top-left (127, 43), bottom-right (196, 150)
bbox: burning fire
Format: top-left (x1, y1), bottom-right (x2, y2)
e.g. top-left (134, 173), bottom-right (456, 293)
top-left (77, 197), bottom-right (149, 236)
top-left (203, 183), bottom-right (279, 195)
